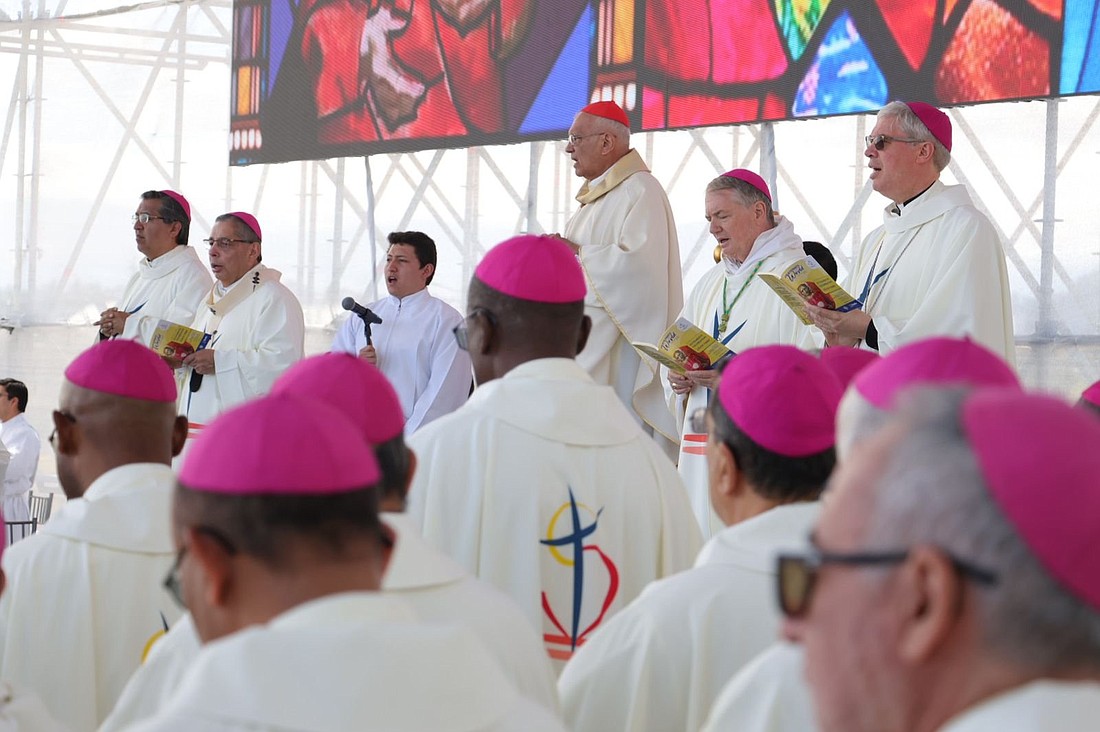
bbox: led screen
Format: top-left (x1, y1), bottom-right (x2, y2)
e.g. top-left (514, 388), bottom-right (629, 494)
top-left (231, 0), bottom-right (1100, 165)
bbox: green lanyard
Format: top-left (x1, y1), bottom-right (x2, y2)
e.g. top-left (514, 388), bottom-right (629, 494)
top-left (718, 261), bottom-right (764, 333)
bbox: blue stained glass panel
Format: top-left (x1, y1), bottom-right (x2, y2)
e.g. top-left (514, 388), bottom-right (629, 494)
top-left (793, 11), bottom-right (887, 117)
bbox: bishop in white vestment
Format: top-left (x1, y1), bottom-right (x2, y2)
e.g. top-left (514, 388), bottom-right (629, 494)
top-left (408, 235), bottom-right (701, 670)
top-left (560, 346), bottom-right (841, 732)
top-left (0, 341), bottom-right (186, 731)
top-left (668, 171), bottom-right (819, 537)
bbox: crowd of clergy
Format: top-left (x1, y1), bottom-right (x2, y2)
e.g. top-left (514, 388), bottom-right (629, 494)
top-left (0, 97), bottom-right (1097, 732)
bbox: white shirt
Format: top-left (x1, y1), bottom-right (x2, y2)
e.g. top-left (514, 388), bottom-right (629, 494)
top-left (0, 416), bottom-right (40, 528)
top-left (180, 266), bottom-right (305, 437)
top-left (330, 288), bottom-right (471, 434)
top-left (407, 358), bottom-right (702, 671)
top-left (848, 180), bottom-right (1015, 363)
top-left (669, 218), bottom-right (820, 537)
top-left (559, 502), bottom-right (820, 732)
top-left (700, 642), bottom-right (816, 732)
top-left (939, 680), bottom-right (1100, 731)
top-left (101, 513), bottom-right (560, 730)
top-left (0, 681), bottom-right (71, 732)
top-left (120, 245), bottom-right (213, 344)
top-left (0, 463), bottom-right (181, 732)
top-left (565, 149), bottom-right (684, 443)
top-left (120, 593), bottom-right (567, 732)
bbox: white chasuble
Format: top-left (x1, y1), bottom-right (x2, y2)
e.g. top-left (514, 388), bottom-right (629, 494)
top-left (407, 358), bottom-right (701, 671)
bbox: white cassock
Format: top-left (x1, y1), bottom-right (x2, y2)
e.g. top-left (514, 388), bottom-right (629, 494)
top-left (100, 513), bottom-right (560, 730)
top-left (0, 682), bottom-right (71, 732)
top-left (559, 502), bottom-right (820, 732)
top-left (119, 593), bottom-right (567, 732)
top-left (117, 246), bottom-right (213, 344)
top-left (669, 218), bottom-right (821, 537)
top-left (407, 358), bottom-right (702, 670)
top-left (179, 265), bottom-right (304, 442)
top-left (0, 442), bottom-right (8, 490)
top-left (330, 288), bottom-right (471, 434)
top-left (565, 149), bottom-right (683, 446)
top-left (0, 463), bottom-right (181, 732)
top-left (938, 680), bottom-right (1100, 731)
top-left (0, 415), bottom-right (40, 530)
top-left (848, 180), bottom-right (1014, 363)
top-left (700, 642), bottom-right (816, 732)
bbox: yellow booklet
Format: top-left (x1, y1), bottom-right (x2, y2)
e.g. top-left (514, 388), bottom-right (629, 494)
top-left (148, 320), bottom-right (211, 362)
top-left (632, 317), bottom-right (734, 375)
top-left (757, 256), bottom-right (862, 325)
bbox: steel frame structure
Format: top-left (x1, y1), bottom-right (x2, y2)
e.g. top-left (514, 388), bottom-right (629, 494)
top-left (2, 1), bottom-right (1099, 388)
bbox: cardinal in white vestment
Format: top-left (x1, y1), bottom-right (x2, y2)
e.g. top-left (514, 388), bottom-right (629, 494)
top-left (667, 170), bottom-right (819, 537)
top-left (407, 235), bottom-right (702, 671)
top-left (177, 212), bottom-right (304, 447)
top-left (560, 346), bottom-right (841, 732)
top-left (0, 341), bottom-right (187, 731)
top-left (0, 382), bottom-right (39, 531)
top-left (331, 231), bottom-right (472, 434)
top-left (558, 101), bottom-right (683, 451)
top-left (96, 190), bottom-right (212, 346)
top-left (805, 101), bottom-right (1014, 364)
top-left (779, 389), bottom-right (1100, 732)
top-left (126, 393), bottom-right (563, 732)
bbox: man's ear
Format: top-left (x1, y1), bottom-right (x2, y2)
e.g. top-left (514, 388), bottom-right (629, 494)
top-left (170, 416), bottom-right (189, 458)
top-left (895, 545), bottom-right (964, 665)
top-left (707, 439), bottom-right (743, 521)
top-left (469, 310), bottom-right (496, 356)
top-left (576, 315), bottom-right (593, 357)
top-left (187, 527), bottom-right (236, 610)
top-left (52, 410), bottom-right (79, 456)
top-left (421, 262), bottom-right (436, 282)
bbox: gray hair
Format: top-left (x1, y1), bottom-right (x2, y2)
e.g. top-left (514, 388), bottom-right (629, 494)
top-left (705, 174), bottom-right (775, 222)
top-left (878, 101), bottom-right (951, 172)
top-left (834, 388), bottom-right (889, 461)
top-left (862, 387), bottom-right (1100, 674)
top-left (586, 113), bottom-right (631, 148)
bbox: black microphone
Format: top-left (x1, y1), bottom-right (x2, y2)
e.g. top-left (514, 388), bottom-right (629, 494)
top-left (342, 297), bottom-right (383, 325)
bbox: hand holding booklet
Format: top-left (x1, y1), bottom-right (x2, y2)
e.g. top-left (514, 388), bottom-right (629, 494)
top-left (148, 319), bottom-right (211, 367)
top-left (757, 256), bottom-right (862, 325)
top-left (632, 317), bottom-right (734, 375)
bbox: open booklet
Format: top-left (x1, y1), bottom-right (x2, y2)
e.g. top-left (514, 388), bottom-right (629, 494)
top-left (632, 317), bottom-right (734, 374)
top-left (757, 255), bottom-right (862, 325)
top-left (148, 319), bottom-right (211, 362)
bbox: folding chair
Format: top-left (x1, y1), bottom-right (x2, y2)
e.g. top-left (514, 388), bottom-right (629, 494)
top-left (28, 494), bottom-right (53, 525)
top-left (6, 520), bottom-right (37, 545)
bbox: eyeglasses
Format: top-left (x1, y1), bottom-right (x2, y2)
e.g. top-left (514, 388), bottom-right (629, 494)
top-left (776, 542), bottom-right (999, 619)
top-left (48, 410), bottom-right (77, 450)
top-left (567, 132), bottom-right (604, 145)
top-left (132, 213), bottom-right (170, 224)
top-left (864, 134), bottom-right (924, 151)
top-left (203, 237), bottom-right (257, 250)
top-left (452, 308), bottom-right (495, 351)
top-left (163, 526), bottom-right (238, 609)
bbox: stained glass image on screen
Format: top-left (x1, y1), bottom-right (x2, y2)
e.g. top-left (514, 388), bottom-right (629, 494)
top-left (231, 0), bottom-right (1100, 166)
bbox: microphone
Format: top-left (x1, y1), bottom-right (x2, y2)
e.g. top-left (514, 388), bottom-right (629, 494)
top-left (342, 297), bottom-right (383, 325)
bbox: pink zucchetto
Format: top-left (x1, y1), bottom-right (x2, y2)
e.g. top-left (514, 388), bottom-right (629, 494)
top-left (272, 353), bottom-right (404, 445)
top-left (717, 345), bottom-right (844, 457)
top-left (180, 393), bottom-right (380, 495)
top-left (721, 169), bottom-right (771, 202)
top-left (580, 100), bottom-right (630, 128)
top-left (853, 337), bottom-right (1018, 409)
top-left (227, 211), bottom-right (262, 241)
top-left (1081, 380), bottom-right (1100, 408)
top-left (160, 190), bottom-right (191, 220)
top-left (64, 340), bottom-right (177, 403)
top-left (819, 347), bottom-right (880, 389)
top-left (475, 235), bottom-right (587, 303)
top-left (963, 389), bottom-right (1100, 611)
top-left (904, 101), bottom-right (952, 152)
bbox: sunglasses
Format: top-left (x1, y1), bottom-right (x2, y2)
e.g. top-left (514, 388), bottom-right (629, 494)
top-left (452, 308), bottom-right (496, 351)
top-left (776, 544), bottom-right (998, 619)
top-left (864, 134), bottom-right (924, 151)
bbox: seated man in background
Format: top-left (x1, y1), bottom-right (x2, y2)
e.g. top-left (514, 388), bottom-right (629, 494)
top-left (134, 393), bottom-right (564, 731)
top-left (560, 345), bottom-right (842, 732)
top-left (407, 234), bottom-right (701, 670)
top-left (0, 341), bottom-right (185, 731)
